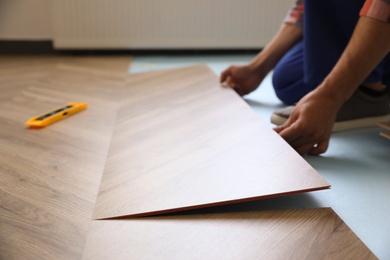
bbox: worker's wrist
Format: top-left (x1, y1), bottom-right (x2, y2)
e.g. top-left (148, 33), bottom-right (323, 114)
top-left (248, 55), bottom-right (272, 78)
top-left (314, 83), bottom-right (348, 109)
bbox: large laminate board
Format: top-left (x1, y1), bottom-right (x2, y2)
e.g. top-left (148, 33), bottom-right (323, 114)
top-left (0, 56), bottom-right (131, 259)
top-left (83, 208), bottom-right (376, 259)
top-left (94, 65), bottom-right (330, 220)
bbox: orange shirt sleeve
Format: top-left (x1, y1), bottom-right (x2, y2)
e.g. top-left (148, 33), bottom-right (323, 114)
top-left (360, 0), bottom-right (390, 23)
top-left (284, 0), bottom-right (304, 27)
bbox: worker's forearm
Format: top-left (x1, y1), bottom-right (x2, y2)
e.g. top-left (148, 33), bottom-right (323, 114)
top-left (318, 16), bottom-right (390, 104)
top-left (249, 23), bottom-right (303, 76)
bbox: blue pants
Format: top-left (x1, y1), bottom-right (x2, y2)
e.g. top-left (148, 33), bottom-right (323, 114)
top-left (272, 0), bottom-right (390, 105)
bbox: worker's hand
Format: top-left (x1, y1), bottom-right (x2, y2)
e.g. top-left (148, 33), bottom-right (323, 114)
top-left (220, 65), bottom-right (265, 96)
top-left (274, 89), bottom-right (342, 155)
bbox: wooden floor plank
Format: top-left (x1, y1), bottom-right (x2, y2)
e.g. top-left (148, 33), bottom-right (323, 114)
top-left (378, 122), bottom-right (390, 131)
top-left (379, 131), bottom-right (390, 140)
top-left (0, 56), bottom-right (131, 259)
top-left (83, 208), bottom-right (376, 259)
top-left (93, 65), bottom-right (330, 220)
top-left (0, 56), bottom-right (59, 102)
top-left (378, 122), bottom-right (390, 140)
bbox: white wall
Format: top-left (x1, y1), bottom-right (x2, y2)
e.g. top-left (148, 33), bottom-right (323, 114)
top-left (53, 0), bottom-right (291, 49)
top-left (0, 0), bottom-right (51, 40)
top-left (0, 0), bottom-right (292, 47)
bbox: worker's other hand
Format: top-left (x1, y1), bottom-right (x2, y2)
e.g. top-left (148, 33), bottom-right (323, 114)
top-left (274, 89), bottom-right (342, 155)
top-left (220, 65), bottom-right (264, 96)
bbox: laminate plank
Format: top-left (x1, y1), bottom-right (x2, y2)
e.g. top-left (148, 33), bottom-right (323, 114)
top-left (94, 65), bottom-right (330, 220)
top-left (379, 122), bottom-right (390, 131)
top-left (82, 208), bottom-right (376, 259)
top-left (0, 56), bottom-right (131, 259)
top-left (380, 131), bottom-right (390, 140)
top-left (378, 122), bottom-right (390, 140)
top-left (0, 56), bottom-right (59, 102)
top-left (0, 55), bottom-right (129, 103)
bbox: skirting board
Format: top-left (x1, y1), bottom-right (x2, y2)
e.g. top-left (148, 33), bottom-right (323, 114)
top-left (93, 65), bottom-right (330, 219)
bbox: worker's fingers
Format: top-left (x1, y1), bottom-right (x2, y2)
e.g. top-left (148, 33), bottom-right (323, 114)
top-left (233, 86), bottom-right (244, 96)
top-left (220, 67), bottom-right (233, 83)
top-left (273, 125), bottom-right (285, 134)
top-left (221, 76), bottom-right (244, 96)
top-left (309, 140), bottom-right (329, 155)
top-left (276, 119), bottom-right (330, 155)
top-left (294, 143), bottom-right (317, 155)
top-left (273, 111), bottom-right (301, 143)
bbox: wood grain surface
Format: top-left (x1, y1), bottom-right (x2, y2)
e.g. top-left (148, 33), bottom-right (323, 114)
top-left (380, 131), bottom-right (390, 140)
top-left (1, 57), bottom-right (375, 259)
top-left (379, 122), bottom-right (390, 131)
top-left (379, 122), bottom-right (390, 140)
top-left (0, 56), bottom-right (56, 102)
top-left (83, 208), bottom-right (376, 259)
top-left (93, 65), bottom-right (330, 220)
top-left (0, 56), bottom-right (130, 259)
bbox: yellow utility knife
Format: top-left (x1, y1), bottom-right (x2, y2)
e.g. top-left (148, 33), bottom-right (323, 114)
top-left (26, 102), bottom-right (88, 128)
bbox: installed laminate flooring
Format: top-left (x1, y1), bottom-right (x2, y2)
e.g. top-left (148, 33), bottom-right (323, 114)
top-left (0, 56), bottom-right (55, 102)
top-left (0, 56), bottom-right (375, 259)
top-left (0, 56), bottom-right (130, 259)
top-left (83, 208), bottom-right (376, 260)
